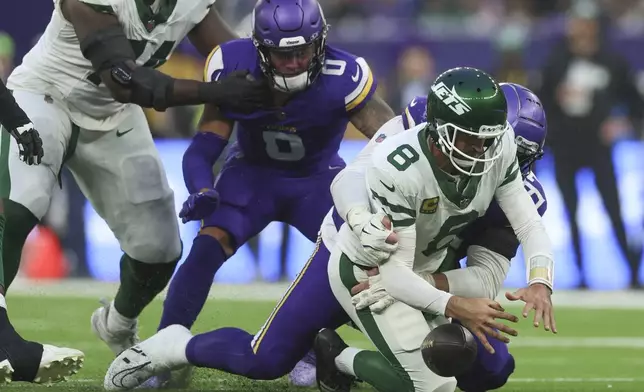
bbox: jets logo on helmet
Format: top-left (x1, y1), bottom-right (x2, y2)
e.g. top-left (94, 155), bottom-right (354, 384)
top-left (425, 67), bottom-right (509, 177)
top-left (431, 82), bottom-right (472, 116)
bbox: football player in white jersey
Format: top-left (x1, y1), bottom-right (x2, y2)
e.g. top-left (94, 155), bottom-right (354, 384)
top-left (2, 0), bottom-right (269, 383)
top-left (315, 67), bottom-right (555, 392)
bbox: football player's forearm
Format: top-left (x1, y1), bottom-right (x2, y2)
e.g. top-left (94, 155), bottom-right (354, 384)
top-left (496, 175), bottom-right (554, 290)
top-left (380, 261), bottom-right (452, 315)
top-left (0, 80), bottom-right (31, 130)
top-left (182, 107), bottom-right (232, 193)
top-left (349, 95), bottom-right (396, 139)
top-left (441, 246), bottom-right (510, 300)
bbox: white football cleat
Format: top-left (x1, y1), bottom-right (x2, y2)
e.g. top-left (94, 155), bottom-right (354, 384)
top-left (33, 344), bottom-right (84, 384)
top-left (91, 299), bottom-right (139, 356)
top-left (104, 325), bottom-right (192, 391)
top-left (0, 359), bottom-right (13, 385)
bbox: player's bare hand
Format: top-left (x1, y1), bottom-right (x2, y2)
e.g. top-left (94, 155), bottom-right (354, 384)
top-left (212, 70), bottom-right (271, 112)
top-left (178, 189), bottom-right (220, 224)
top-left (9, 123), bottom-right (43, 165)
top-left (506, 284), bottom-right (557, 334)
top-left (445, 296), bottom-right (519, 354)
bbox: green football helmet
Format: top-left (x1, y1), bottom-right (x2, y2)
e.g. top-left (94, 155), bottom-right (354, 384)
top-left (426, 67), bottom-right (509, 176)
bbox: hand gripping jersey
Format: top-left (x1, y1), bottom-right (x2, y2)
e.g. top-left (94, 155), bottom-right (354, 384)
top-left (203, 38), bottom-right (377, 173)
top-left (8, 0), bottom-right (215, 131)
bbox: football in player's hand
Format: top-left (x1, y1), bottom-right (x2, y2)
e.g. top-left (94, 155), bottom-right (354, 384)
top-left (421, 323), bottom-right (477, 377)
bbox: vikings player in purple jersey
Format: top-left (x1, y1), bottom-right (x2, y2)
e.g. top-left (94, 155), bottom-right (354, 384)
top-left (102, 0), bottom-right (394, 390)
top-left (157, 0), bottom-right (393, 335)
top-left (103, 80), bottom-right (547, 391)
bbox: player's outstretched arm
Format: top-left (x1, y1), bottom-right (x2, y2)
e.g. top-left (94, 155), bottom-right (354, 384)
top-left (188, 5), bottom-right (238, 57)
top-left (177, 105), bottom-right (233, 223)
top-left (495, 166), bottom-right (557, 333)
top-left (183, 105), bottom-right (233, 194)
top-left (62, 0), bottom-right (268, 111)
top-left (349, 95), bottom-right (396, 139)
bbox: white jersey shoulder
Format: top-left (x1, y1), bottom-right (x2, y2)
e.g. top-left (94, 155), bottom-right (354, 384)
top-left (336, 123), bottom-right (519, 273)
top-left (7, 0), bottom-right (215, 131)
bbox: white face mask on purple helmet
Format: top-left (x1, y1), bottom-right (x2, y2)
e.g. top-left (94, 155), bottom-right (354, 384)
top-left (251, 1), bottom-right (328, 93)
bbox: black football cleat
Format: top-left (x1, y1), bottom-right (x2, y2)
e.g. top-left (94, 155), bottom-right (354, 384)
top-left (314, 329), bottom-right (354, 392)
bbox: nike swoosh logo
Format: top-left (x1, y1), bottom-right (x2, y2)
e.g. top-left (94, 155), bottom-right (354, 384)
top-left (380, 180), bottom-right (395, 192)
top-left (409, 98), bottom-right (417, 107)
top-left (351, 67), bottom-right (360, 82)
top-left (116, 128), bottom-right (134, 137)
top-left (329, 165), bottom-right (344, 170)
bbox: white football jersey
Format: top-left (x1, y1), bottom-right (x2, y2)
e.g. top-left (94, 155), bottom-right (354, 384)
top-left (335, 123), bottom-right (519, 274)
top-left (8, 0), bottom-right (215, 131)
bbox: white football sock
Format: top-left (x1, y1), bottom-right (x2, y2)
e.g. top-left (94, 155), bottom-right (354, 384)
top-left (107, 301), bottom-right (136, 332)
top-left (0, 293), bottom-right (6, 310)
top-left (334, 347), bottom-right (362, 377)
top-left (160, 325), bottom-right (192, 368)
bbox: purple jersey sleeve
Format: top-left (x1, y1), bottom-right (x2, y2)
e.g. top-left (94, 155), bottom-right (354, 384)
top-left (322, 46), bottom-right (378, 116)
top-left (523, 172), bottom-right (548, 217)
top-left (401, 96), bottom-right (428, 129)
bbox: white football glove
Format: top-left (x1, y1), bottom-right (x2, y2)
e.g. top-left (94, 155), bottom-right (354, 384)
top-left (351, 274), bottom-right (397, 313)
top-left (347, 208), bottom-right (398, 265)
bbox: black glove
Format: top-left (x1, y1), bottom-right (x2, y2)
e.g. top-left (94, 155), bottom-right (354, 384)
top-left (9, 123), bottom-right (44, 165)
top-left (201, 70), bottom-right (271, 112)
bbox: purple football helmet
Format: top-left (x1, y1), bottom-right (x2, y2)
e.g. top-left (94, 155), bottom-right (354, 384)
top-left (252, 0), bottom-right (328, 93)
top-left (500, 82), bottom-right (547, 175)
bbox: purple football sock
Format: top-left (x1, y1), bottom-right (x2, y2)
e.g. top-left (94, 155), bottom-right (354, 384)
top-left (158, 235), bottom-right (226, 330)
top-left (186, 327), bottom-right (288, 380)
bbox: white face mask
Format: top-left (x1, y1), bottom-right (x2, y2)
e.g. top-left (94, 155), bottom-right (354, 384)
top-left (436, 121), bottom-right (509, 177)
top-left (271, 71), bottom-right (310, 93)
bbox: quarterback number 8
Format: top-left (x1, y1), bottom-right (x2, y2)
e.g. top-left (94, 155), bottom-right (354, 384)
top-left (422, 212), bottom-right (479, 257)
top-left (263, 132), bottom-right (305, 161)
top-left (387, 144), bottom-right (420, 171)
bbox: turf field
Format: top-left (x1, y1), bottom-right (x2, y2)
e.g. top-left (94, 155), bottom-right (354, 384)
top-left (4, 280), bottom-right (644, 391)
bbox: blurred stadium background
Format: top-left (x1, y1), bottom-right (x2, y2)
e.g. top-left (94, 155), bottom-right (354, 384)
top-left (1, 0), bottom-right (643, 292)
top-left (3, 1), bottom-right (644, 391)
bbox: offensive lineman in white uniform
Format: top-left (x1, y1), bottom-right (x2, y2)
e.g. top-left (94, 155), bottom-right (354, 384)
top-left (318, 67), bottom-right (556, 392)
top-left (2, 0), bottom-right (270, 384)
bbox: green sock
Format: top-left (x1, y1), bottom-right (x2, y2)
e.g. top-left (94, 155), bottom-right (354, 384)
top-left (2, 199), bottom-right (38, 290)
top-left (352, 350), bottom-right (414, 392)
top-left (113, 254), bottom-right (178, 319)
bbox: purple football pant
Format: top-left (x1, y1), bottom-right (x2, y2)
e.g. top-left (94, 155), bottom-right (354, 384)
top-left (158, 157), bottom-right (343, 331)
top-left (453, 319), bottom-right (515, 391)
top-left (185, 238), bottom-right (350, 379)
top-left (203, 157), bottom-right (344, 245)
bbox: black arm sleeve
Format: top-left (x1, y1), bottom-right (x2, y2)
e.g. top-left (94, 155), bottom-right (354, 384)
top-left (0, 79), bottom-right (31, 130)
top-left (454, 220), bottom-right (520, 262)
top-left (468, 226), bottom-right (520, 260)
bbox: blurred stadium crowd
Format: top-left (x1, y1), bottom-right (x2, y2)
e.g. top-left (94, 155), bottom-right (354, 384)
top-left (0, 0), bottom-right (643, 287)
